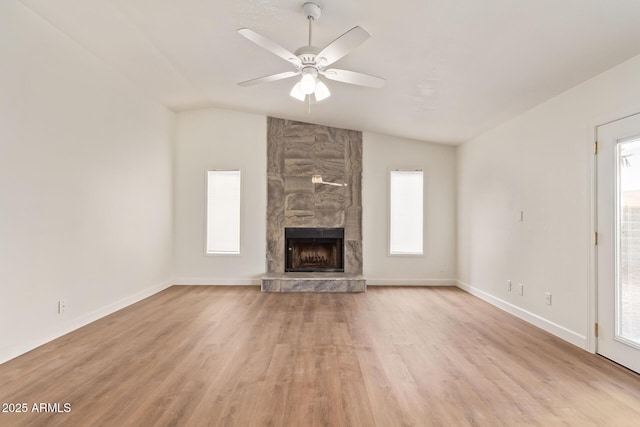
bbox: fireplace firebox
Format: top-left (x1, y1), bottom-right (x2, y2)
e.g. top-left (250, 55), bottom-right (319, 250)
top-left (285, 228), bottom-right (344, 272)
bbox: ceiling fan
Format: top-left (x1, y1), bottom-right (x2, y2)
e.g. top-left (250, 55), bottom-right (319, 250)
top-left (237, 2), bottom-right (385, 102)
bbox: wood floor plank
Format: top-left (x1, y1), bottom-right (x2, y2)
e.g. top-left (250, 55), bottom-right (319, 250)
top-left (1, 286), bottom-right (640, 426)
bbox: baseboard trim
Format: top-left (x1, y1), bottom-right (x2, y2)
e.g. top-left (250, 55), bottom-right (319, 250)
top-left (173, 278), bottom-right (261, 286)
top-left (456, 280), bottom-right (587, 349)
top-left (367, 278), bottom-right (456, 286)
top-left (174, 278), bottom-right (455, 287)
top-left (0, 280), bottom-right (172, 365)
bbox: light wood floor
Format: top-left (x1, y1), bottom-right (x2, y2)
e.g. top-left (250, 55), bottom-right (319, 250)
top-left (1, 286), bottom-right (640, 426)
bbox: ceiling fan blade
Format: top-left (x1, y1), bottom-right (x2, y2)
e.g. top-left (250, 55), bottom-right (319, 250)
top-left (316, 26), bottom-right (370, 67)
top-left (237, 28), bottom-right (301, 66)
top-left (238, 71), bottom-right (300, 87)
top-left (322, 69), bottom-right (385, 88)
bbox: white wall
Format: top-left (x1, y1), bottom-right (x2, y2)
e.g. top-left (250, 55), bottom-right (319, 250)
top-left (173, 118), bottom-right (458, 286)
top-left (363, 132), bottom-right (457, 285)
top-left (0, 1), bottom-right (174, 363)
top-left (174, 108), bottom-right (267, 284)
top-left (457, 54), bottom-right (640, 349)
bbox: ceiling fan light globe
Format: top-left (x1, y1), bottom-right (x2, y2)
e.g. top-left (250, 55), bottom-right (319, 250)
top-left (314, 80), bottom-right (331, 101)
top-left (299, 73), bottom-right (317, 94)
top-left (290, 82), bottom-right (306, 101)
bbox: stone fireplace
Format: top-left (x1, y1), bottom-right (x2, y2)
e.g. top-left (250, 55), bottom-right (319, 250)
top-left (262, 117), bottom-right (365, 292)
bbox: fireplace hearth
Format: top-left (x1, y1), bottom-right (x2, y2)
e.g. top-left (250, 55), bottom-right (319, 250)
top-left (285, 228), bottom-right (344, 273)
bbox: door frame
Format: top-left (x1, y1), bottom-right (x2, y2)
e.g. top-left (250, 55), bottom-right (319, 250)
top-left (589, 105), bottom-right (640, 354)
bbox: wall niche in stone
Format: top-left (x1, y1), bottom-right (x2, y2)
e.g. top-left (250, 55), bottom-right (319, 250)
top-left (266, 117), bottom-right (362, 274)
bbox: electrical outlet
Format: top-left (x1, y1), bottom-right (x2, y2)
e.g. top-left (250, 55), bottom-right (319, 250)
top-left (58, 299), bottom-right (66, 314)
top-left (518, 283), bottom-right (524, 296)
top-left (506, 280), bottom-right (512, 292)
top-left (545, 292), bottom-right (552, 305)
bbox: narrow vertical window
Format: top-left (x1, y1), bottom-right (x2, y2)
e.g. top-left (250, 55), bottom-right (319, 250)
top-left (207, 170), bottom-right (241, 254)
top-left (390, 170), bottom-right (423, 255)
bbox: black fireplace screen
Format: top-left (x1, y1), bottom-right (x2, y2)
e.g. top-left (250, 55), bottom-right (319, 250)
top-left (285, 228), bottom-right (344, 272)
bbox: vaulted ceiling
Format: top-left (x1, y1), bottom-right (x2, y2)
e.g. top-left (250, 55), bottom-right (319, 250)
top-left (18, 0), bottom-right (640, 144)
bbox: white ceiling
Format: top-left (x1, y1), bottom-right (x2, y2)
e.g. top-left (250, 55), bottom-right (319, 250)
top-left (18, 0), bottom-right (640, 144)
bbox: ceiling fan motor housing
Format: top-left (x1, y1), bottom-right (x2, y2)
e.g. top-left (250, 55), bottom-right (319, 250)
top-left (294, 46), bottom-right (321, 65)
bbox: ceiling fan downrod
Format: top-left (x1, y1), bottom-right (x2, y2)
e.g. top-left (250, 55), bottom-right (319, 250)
top-left (303, 2), bottom-right (321, 47)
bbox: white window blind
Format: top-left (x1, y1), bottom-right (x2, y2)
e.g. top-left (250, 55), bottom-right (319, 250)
top-left (207, 170), bottom-right (241, 254)
top-left (390, 170), bottom-right (423, 254)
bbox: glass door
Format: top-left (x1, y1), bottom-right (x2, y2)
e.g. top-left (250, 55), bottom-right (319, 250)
top-left (597, 113), bottom-right (640, 374)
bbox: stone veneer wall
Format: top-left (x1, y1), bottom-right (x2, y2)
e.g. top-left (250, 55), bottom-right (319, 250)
top-left (266, 117), bottom-right (362, 274)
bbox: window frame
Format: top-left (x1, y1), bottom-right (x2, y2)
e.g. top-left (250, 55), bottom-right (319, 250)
top-left (388, 168), bottom-right (424, 256)
top-left (205, 169), bottom-right (242, 256)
